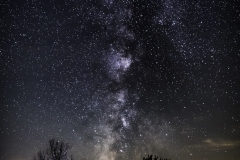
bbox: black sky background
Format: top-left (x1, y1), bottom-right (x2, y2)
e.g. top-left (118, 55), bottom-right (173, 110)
top-left (1, 0), bottom-right (240, 160)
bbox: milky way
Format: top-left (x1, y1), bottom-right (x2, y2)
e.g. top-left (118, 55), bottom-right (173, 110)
top-left (1, 0), bottom-right (240, 160)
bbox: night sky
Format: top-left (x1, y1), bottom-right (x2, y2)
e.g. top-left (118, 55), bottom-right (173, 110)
top-left (1, 0), bottom-right (240, 160)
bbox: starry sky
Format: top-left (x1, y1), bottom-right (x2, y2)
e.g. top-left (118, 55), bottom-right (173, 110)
top-left (1, 0), bottom-right (240, 160)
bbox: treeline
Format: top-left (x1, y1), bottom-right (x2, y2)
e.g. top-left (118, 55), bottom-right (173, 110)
top-left (33, 138), bottom-right (170, 160)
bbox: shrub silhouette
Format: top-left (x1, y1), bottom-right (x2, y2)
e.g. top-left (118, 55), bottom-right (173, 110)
top-left (143, 155), bottom-right (170, 160)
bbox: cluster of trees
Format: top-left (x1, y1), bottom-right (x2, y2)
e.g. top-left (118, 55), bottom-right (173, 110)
top-left (34, 138), bottom-right (74, 160)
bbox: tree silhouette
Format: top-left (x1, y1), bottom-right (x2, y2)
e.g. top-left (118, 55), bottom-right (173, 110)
top-left (34, 138), bottom-right (74, 160)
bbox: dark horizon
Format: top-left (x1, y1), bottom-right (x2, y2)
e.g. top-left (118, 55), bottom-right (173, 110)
top-left (1, 0), bottom-right (240, 160)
